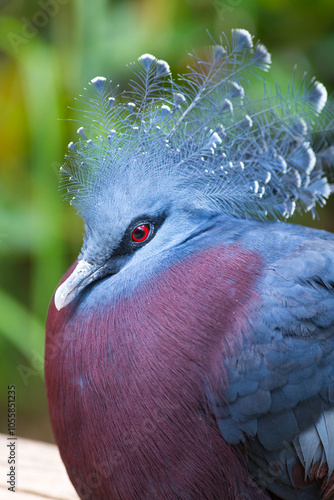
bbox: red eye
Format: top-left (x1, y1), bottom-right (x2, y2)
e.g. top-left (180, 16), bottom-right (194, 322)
top-left (131, 224), bottom-right (151, 243)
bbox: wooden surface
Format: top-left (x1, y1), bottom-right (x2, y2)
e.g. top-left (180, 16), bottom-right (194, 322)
top-left (0, 434), bottom-right (78, 499)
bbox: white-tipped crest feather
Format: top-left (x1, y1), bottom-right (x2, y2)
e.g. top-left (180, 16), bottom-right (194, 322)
top-left (60, 29), bottom-right (334, 223)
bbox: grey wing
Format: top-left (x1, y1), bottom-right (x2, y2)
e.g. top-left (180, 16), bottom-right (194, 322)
top-left (207, 226), bottom-right (334, 499)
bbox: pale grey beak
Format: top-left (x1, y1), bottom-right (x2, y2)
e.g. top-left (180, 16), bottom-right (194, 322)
top-left (54, 260), bottom-right (101, 311)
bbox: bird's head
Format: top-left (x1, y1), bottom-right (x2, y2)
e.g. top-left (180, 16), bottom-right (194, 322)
top-left (55, 29), bottom-right (333, 310)
top-left (55, 156), bottom-right (208, 310)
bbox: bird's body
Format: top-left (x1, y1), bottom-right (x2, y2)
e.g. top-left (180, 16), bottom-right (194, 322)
top-left (46, 218), bottom-right (334, 499)
top-left (46, 30), bottom-right (334, 499)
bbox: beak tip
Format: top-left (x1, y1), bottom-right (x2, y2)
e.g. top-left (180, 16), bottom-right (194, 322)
top-left (54, 286), bottom-right (66, 311)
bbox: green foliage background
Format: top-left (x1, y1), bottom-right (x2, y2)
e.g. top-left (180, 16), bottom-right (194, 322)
top-left (0, 0), bottom-right (334, 441)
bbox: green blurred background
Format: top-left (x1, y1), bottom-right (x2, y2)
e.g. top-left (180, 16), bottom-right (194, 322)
top-left (0, 0), bottom-right (334, 443)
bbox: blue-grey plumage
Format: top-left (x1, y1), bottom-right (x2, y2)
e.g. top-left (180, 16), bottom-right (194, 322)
top-left (204, 220), bottom-right (334, 499)
top-left (47, 29), bottom-right (334, 500)
top-left (61, 30), bottom-right (332, 218)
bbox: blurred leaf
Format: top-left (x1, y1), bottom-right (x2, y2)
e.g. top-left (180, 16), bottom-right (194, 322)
top-left (0, 287), bottom-right (44, 374)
